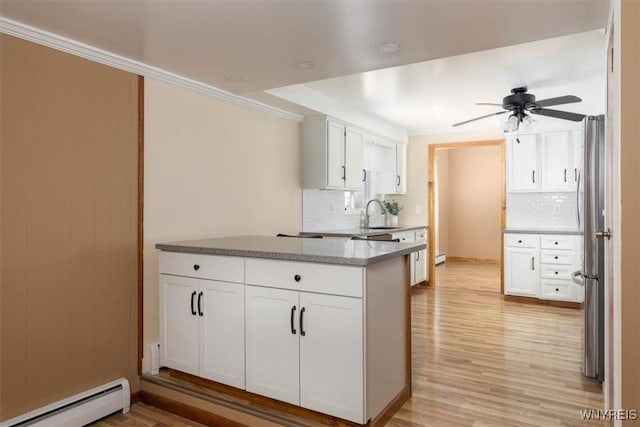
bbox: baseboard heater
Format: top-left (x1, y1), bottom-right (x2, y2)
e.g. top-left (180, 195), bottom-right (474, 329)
top-left (435, 253), bottom-right (446, 265)
top-left (0, 378), bottom-right (130, 427)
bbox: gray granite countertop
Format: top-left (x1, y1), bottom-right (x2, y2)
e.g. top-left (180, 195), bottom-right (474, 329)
top-left (300, 224), bottom-right (427, 238)
top-left (504, 229), bottom-right (584, 235)
top-left (156, 235), bottom-right (425, 266)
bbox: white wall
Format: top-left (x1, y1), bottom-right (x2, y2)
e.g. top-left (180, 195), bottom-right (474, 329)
top-left (143, 78), bottom-right (302, 370)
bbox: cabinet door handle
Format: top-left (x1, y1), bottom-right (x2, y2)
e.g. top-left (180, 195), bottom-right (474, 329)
top-left (416, 251), bottom-right (420, 261)
top-left (564, 169), bottom-right (567, 182)
top-left (532, 170), bottom-right (535, 183)
top-left (290, 305), bottom-right (297, 335)
top-left (518, 240), bottom-right (522, 243)
top-left (531, 257), bottom-right (535, 270)
top-left (197, 292), bottom-right (203, 316)
top-left (362, 169), bottom-right (366, 182)
top-left (300, 307), bottom-right (306, 336)
top-left (554, 256), bottom-right (559, 260)
top-left (341, 165), bottom-right (346, 180)
top-left (190, 291), bottom-right (197, 316)
top-left (193, 264), bottom-right (200, 271)
top-left (294, 274), bottom-right (301, 282)
top-left (575, 168), bottom-right (578, 182)
top-left (397, 175), bottom-right (400, 186)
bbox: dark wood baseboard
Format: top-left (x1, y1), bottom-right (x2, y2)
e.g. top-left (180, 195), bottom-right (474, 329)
top-left (168, 369), bottom-right (361, 426)
top-left (504, 295), bottom-right (582, 309)
top-left (140, 390), bottom-right (248, 427)
top-left (368, 386), bottom-right (410, 427)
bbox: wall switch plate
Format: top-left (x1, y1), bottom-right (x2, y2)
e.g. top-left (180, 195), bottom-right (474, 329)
top-left (416, 205), bottom-right (422, 214)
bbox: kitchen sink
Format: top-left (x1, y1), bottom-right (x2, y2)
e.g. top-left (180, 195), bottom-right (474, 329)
top-left (365, 226), bottom-right (404, 230)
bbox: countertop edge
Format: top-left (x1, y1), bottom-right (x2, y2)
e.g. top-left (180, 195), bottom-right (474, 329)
top-left (155, 242), bottom-right (426, 266)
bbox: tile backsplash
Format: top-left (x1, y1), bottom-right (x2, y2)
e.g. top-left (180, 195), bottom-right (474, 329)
top-left (506, 192), bottom-right (581, 231)
top-left (302, 189), bottom-right (386, 231)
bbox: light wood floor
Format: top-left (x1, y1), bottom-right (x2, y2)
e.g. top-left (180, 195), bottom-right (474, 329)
top-left (96, 261), bottom-right (603, 426)
top-left (388, 261), bottom-right (604, 426)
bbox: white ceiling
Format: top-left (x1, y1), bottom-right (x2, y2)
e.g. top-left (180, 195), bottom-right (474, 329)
top-left (0, 0), bottom-right (610, 134)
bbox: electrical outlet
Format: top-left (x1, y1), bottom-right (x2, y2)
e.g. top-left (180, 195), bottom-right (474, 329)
top-left (415, 205), bottom-right (422, 214)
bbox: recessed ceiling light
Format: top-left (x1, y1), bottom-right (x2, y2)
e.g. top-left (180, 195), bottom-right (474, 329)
top-left (380, 43), bottom-right (401, 54)
top-left (224, 75), bottom-right (244, 82)
top-left (296, 60), bottom-right (315, 70)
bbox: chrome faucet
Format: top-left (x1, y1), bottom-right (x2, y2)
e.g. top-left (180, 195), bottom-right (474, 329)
top-left (364, 199), bottom-right (386, 228)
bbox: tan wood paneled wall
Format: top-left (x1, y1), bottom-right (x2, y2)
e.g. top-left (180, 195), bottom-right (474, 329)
top-left (621, 1), bottom-right (640, 420)
top-left (0, 34), bottom-right (139, 421)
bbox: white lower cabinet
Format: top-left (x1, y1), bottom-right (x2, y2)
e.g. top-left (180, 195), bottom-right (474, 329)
top-left (159, 252), bottom-right (245, 389)
top-left (504, 233), bottom-right (583, 302)
top-left (392, 228), bottom-right (427, 286)
top-left (245, 285), bottom-right (364, 423)
top-left (504, 247), bottom-right (539, 297)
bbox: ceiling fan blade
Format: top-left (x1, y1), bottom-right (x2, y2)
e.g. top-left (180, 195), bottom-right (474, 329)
top-left (533, 95), bottom-right (582, 108)
top-left (475, 103), bottom-right (504, 107)
top-left (453, 111), bottom-right (507, 127)
top-left (529, 108), bottom-right (586, 122)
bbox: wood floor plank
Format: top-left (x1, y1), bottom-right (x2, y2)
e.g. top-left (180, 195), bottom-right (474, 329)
top-left (98, 261), bottom-right (603, 426)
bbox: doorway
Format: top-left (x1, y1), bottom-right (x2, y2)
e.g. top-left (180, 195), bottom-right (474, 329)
top-left (427, 140), bottom-right (505, 290)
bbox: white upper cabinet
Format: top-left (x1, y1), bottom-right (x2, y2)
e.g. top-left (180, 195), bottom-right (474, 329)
top-left (303, 116), bottom-right (403, 194)
top-left (540, 131), bottom-right (572, 191)
top-left (326, 120), bottom-right (346, 188)
top-left (344, 127), bottom-right (365, 190)
top-left (303, 118), bottom-right (363, 191)
top-left (393, 143), bottom-right (408, 194)
top-left (507, 127), bottom-right (584, 193)
top-left (507, 134), bottom-right (538, 191)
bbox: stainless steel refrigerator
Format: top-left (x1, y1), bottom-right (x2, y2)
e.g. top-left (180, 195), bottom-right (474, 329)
top-left (572, 114), bottom-right (605, 382)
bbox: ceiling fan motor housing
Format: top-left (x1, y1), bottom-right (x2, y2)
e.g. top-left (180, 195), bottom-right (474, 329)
top-left (503, 87), bottom-right (536, 109)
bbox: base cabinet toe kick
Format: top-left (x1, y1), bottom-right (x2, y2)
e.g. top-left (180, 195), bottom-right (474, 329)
top-left (157, 238), bottom-right (417, 425)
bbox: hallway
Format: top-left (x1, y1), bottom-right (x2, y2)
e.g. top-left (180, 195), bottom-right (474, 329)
top-left (389, 261), bottom-right (604, 426)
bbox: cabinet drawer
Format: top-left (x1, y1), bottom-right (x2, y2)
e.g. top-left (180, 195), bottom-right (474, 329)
top-left (540, 235), bottom-right (577, 250)
top-left (414, 229), bottom-right (426, 243)
top-left (159, 251), bottom-right (244, 283)
top-left (540, 279), bottom-right (577, 301)
top-left (391, 231), bottom-right (415, 243)
top-left (504, 234), bottom-right (538, 248)
top-left (540, 265), bottom-right (574, 280)
top-left (540, 250), bottom-right (574, 265)
top-left (245, 259), bottom-right (363, 298)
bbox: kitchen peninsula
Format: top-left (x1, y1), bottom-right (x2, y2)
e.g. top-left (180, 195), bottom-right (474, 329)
top-left (155, 235), bottom-right (425, 425)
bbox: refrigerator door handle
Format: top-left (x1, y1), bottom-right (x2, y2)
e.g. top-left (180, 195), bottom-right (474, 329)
top-left (576, 170), bottom-right (581, 230)
top-left (571, 270), bottom-right (585, 286)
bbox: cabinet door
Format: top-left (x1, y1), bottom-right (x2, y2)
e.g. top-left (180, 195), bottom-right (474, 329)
top-left (395, 143), bottom-right (407, 194)
top-left (344, 127), bottom-right (364, 190)
top-left (245, 286), bottom-right (300, 405)
top-left (540, 131), bottom-right (572, 191)
top-left (326, 120), bottom-right (345, 188)
top-left (159, 274), bottom-right (199, 375)
top-left (504, 247), bottom-right (539, 297)
top-left (413, 249), bottom-right (427, 285)
top-left (299, 292), bottom-right (364, 423)
top-left (199, 279), bottom-right (245, 388)
top-left (507, 134), bottom-right (538, 191)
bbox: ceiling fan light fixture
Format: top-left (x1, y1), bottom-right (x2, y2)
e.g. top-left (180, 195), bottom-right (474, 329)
top-left (521, 114), bottom-right (537, 131)
top-left (502, 114), bottom-right (519, 132)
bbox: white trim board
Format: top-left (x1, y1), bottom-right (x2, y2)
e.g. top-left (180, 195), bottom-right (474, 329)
top-left (0, 16), bottom-right (304, 123)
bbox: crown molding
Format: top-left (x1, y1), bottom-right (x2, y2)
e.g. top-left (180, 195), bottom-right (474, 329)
top-left (0, 16), bottom-right (304, 123)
